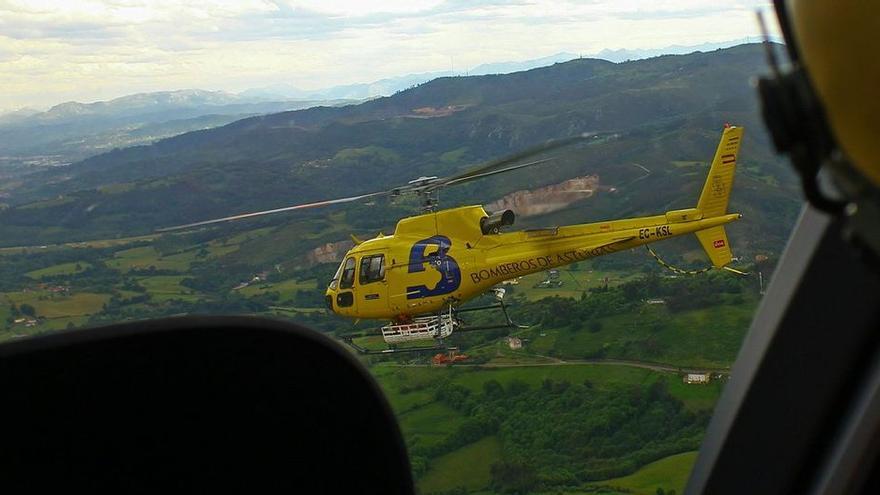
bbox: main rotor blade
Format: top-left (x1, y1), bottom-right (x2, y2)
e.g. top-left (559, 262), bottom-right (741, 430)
top-left (156, 190), bottom-right (388, 232)
top-left (443, 157), bottom-right (555, 187)
top-left (438, 132), bottom-right (598, 187)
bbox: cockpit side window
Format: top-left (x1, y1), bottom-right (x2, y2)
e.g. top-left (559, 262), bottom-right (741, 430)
top-left (359, 254), bottom-right (385, 285)
top-left (340, 257), bottom-right (356, 289)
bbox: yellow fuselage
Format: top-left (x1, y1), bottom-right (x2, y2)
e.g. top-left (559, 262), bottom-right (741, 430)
top-left (324, 205), bottom-right (739, 320)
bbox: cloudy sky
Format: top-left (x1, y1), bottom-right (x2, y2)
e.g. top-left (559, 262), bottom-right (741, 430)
top-left (0, 0), bottom-right (777, 110)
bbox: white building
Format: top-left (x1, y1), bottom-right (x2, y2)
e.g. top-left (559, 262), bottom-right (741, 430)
top-left (684, 373), bottom-right (711, 384)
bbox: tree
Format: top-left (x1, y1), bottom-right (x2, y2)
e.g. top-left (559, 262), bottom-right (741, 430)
top-left (490, 461), bottom-right (538, 494)
top-left (19, 303), bottom-right (36, 317)
top-left (483, 379), bottom-right (504, 400)
top-left (507, 379), bottom-right (529, 396)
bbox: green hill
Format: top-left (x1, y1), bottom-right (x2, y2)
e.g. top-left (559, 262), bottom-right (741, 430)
top-left (0, 44), bottom-right (800, 266)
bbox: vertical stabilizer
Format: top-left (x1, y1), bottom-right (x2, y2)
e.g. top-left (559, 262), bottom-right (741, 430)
top-left (697, 125), bottom-right (743, 218)
top-left (694, 126), bottom-right (743, 268)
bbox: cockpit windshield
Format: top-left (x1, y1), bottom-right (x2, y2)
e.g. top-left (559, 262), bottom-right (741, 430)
top-left (328, 259), bottom-right (345, 290)
top-left (339, 257), bottom-right (356, 289)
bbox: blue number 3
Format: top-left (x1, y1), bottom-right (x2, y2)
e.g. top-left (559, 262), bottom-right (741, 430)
top-left (406, 235), bottom-right (461, 300)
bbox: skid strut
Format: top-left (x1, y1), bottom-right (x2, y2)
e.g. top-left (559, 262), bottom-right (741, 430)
top-left (342, 288), bottom-right (527, 355)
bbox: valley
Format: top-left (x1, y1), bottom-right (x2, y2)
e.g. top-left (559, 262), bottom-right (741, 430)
top-left (0, 44), bottom-right (798, 494)
top-left (0, 218), bottom-right (763, 494)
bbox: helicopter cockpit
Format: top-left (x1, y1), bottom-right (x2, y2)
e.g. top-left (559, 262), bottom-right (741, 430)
top-left (326, 248), bottom-right (389, 316)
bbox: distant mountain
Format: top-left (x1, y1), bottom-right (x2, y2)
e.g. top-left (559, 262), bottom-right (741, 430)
top-left (0, 107), bottom-right (40, 125)
top-left (33, 89), bottom-right (247, 122)
top-left (242, 72), bottom-right (453, 101)
top-left (0, 90), bottom-right (357, 176)
top-left (469, 52), bottom-right (579, 75)
top-left (593, 38), bottom-right (772, 63)
top-left (239, 39), bottom-right (769, 101)
top-left (0, 43), bottom-right (801, 261)
top-left (0, 39), bottom-right (772, 178)
top-left (242, 53), bottom-right (583, 101)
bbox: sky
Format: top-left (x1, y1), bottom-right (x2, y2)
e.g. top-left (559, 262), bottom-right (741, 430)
top-left (0, 0), bottom-right (778, 111)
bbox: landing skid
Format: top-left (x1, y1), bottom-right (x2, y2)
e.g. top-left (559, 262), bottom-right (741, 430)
top-left (342, 289), bottom-right (526, 355)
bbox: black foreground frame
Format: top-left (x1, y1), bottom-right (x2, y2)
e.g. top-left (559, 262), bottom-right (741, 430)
top-left (687, 206), bottom-right (880, 494)
top-left (0, 316), bottom-right (414, 494)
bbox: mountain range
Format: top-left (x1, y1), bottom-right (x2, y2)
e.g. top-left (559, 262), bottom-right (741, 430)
top-left (0, 51), bottom-right (584, 177)
top-left (0, 44), bottom-right (802, 271)
top-left (0, 38), bottom-right (774, 180)
top-left (0, 90), bottom-right (356, 176)
top-left (239, 38), bottom-right (768, 101)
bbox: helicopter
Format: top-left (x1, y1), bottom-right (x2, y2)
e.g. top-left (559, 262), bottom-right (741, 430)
top-left (161, 125), bottom-right (744, 354)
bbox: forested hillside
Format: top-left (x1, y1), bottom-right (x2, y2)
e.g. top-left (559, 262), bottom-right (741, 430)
top-left (0, 44), bottom-right (799, 264)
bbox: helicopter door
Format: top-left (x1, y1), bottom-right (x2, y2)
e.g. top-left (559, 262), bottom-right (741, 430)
top-left (357, 252), bottom-right (389, 317)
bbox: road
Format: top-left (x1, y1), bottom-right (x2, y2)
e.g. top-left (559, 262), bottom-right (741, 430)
top-left (394, 356), bottom-right (729, 375)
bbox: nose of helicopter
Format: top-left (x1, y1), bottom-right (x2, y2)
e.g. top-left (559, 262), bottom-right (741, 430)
top-left (324, 287), bottom-right (345, 315)
top-left (325, 293), bottom-right (334, 312)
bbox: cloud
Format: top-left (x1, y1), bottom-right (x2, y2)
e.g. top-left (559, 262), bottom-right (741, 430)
top-left (0, 0), bottom-right (777, 109)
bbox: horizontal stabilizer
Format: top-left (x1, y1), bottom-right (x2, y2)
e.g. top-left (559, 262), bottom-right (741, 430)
top-left (695, 226), bottom-right (732, 268)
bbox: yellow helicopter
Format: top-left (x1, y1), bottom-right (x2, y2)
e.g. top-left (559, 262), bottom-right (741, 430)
top-left (163, 125), bottom-right (744, 353)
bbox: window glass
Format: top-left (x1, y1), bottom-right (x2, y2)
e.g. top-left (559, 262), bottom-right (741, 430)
top-left (328, 260), bottom-right (345, 290)
top-left (359, 254), bottom-right (385, 285)
top-left (372, 256), bottom-right (385, 280)
top-left (339, 257), bottom-right (356, 289)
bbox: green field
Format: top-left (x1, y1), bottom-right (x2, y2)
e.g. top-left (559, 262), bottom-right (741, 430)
top-left (137, 275), bottom-right (201, 302)
top-left (522, 297), bottom-right (755, 368)
top-left (419, 436), bottom-right (502, 494)
top-left (376, 364), bottom-right (674, 398)
top-left (104, 241), bottom-right (240, 274)
top-left (373, 364), bottom-right (718, 494)
top-left (0, 233), bottom-right (157, 254)
top-left (236, 278), bottom-right (316, 299)
top-left (399, 401), bottom-right (468, 450)
top-left (25, 261), bottom-right (93, 279)
top-left (107, 246), bottom-right (196, 272)
top-left (2, 291), bottom-right (110, 318)
top-left (592, 451), bottom-right (698, 495)
top-left (511, 265), bottom-right (640, 301)
top-left (0, 224), bottom-right (748, 494)
top-left (38, 315), bottom-right (91, 330)
top-left (664, 377), bottom-right (725, 412)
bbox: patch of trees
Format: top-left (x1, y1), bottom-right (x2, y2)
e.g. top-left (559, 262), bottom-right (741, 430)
top-left (88, 294), bottom-right (272, 326)
top-left (412, 377), bottom-right (706, 493)
top-left (0, 245), bottom-right (130, 291)
top-left (504, 269), bottom-right (756, 330)
top-left (180, 263), bottom-right (256, 293)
